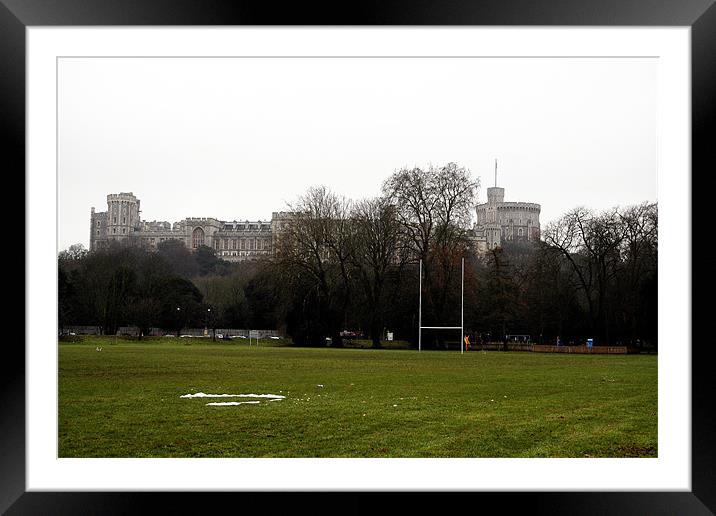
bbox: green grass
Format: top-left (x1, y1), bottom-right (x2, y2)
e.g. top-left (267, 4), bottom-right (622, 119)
top-left (58, 337), bottom-right (657, 458)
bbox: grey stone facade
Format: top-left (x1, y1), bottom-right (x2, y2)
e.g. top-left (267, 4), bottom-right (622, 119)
top-left (90, 192), bottom-right (290, 262)
top-left (90, 187), bottom-right (541, 260)
top-left (473, 185), bottom-right (541, 253)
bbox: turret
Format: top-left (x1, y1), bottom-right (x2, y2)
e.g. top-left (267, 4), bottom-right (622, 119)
top-left (486, 187), bottom-right (505, 205)
top-left (106, 192), bottom-right (140, 239)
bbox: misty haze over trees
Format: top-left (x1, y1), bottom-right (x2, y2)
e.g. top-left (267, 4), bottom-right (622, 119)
top-left (58, 163), bottom-right (657, 350)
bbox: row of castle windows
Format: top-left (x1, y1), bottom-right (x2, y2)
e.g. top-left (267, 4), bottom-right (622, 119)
top-left (103, 216), bottom-right (129, 225)
top-left (220, 251), bottom-right (268, 257)
top-left (95, 228), bottom-right (128, 235)
top-left (487, 226), bottom-right (527, 243)
top-left (481, 213), bottom-right (535, 225)
top-left (191, 227), bottom-right (271, 251)
top-left (213, 237), bottom-right (271, 251)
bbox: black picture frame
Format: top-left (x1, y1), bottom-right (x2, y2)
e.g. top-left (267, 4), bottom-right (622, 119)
top-left (7, 1), bottom-right (713, 513)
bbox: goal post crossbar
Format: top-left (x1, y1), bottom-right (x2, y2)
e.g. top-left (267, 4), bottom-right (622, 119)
top-left (418, 258), bottom-right (466, 354)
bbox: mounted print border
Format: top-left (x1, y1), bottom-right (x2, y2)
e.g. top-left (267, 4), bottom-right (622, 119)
top-left (6, 0), bottom-right (714, 514)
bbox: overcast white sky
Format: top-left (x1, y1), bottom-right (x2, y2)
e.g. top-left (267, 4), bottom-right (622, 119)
top-left (58, 57), bottom-right (657, 251)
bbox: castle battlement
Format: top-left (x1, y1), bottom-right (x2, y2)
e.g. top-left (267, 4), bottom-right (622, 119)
top-left (495, 202), bottom-right (541, 211)
top-left (474, 180), bottom-right (541, 252)
top-left (90, 192), bottom-right (279, 262)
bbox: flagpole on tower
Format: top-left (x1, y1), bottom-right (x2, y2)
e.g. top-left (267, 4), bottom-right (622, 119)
top-left (495, 159), bottom-right (498, 187)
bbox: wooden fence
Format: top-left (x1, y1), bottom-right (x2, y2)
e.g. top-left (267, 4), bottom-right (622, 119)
top-left (474, 343), bottom-right (640, 354)
top-left (532, 344), bottom-right (639, 354)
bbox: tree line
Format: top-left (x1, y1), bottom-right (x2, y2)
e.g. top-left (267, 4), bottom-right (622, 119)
top-left (59, 163), bottom-right (657, 349)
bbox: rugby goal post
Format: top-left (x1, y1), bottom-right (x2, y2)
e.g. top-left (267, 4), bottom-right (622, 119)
top-left (418, 257), bottom-right (466, 354)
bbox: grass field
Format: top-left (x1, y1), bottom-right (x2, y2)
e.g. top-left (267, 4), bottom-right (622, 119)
top-left (58, 337), bottom-right (657, 458)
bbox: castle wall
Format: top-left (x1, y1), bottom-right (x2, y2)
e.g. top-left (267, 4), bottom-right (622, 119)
top-left (211, 220), bottom-right (273, 261)
top-left (92, 187), bottom-right (540, 261)
top-left (474, 189), bottom-right (541, 251)
top-left (91, 193), bottom-right (282, 262)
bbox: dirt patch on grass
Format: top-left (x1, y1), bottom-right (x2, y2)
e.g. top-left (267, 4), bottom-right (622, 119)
top-left (616, 444), bottom-right (657, 457)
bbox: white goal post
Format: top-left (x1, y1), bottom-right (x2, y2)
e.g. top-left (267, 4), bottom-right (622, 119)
top-left (418, 257), bottom-right (466, 354)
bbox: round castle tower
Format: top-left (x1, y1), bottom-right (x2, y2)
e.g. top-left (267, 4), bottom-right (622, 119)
top-left (106, 192), bottom-right (140, 240)
top-left (486, 186), bottom-right (505, 204)
top-left (474, 163), bottom-right (540, 251)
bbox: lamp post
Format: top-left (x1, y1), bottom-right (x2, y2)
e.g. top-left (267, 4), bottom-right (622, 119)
top-left (207, 307), bottom-right (215, 341)
top-left (176, 307), bottom-right (181, 337)
top-left (205, 307), bottom-right (210, 337)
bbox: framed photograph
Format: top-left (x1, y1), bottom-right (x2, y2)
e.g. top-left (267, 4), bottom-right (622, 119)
top-left (8, 0), bottom-right (713, 513)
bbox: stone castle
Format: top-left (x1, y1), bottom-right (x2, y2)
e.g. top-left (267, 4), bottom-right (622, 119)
top-left (90, 181), bottom-right (540, 260)
top-left (472, 185), bottom-right (541, 252)
top-left (90, 192), bottom-right (293, 262)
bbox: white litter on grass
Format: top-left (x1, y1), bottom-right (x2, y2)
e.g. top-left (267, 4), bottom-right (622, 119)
top-left (180, 392), bottom-right (285, 399)
top-left (317, 384), bottom-right (324, 388)
top-left (206, 401), bottom-right (261, 406)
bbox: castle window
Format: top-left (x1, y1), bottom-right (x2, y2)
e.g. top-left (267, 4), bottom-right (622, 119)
top-left (96, 230), bottom-right (100, 235)
top-left (240, 239), bottom-right (245, 250)
top-left (97, 221), bottom-right (100, 227)
top-left (192, 227), bottom-right (205, 248)
top-left (123, 217), bottom-right (126, 224)
top-left (112, 228), bottom-right (116, 234)
top-left (122, 228), bottom-right (126, 234)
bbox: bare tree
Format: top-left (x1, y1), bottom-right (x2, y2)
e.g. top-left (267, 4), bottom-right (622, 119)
top-left (351, 196), bottom-right (406, 347)
top-left (276, 186), bottom-right (353, 346)
top-left (383, 163), bottom-right (478, 348)
top-left (616, 202), bottom-right (658, 346)
top-left (544, 206), bottom-right (628, 344)
top-left (58, 243), bottom-right (89, 263)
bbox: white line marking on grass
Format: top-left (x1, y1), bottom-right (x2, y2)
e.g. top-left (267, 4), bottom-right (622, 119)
top-left (206, 401), bottom-right (261, 406)
top-left (180, 392), bottom-right (285, 399)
